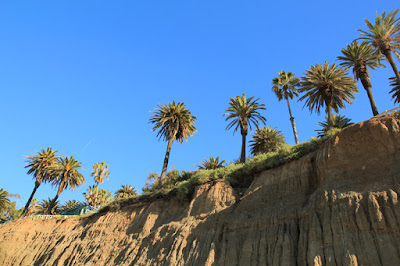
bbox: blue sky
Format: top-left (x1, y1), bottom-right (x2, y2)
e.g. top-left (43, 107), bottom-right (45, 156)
top-left (1, 1), bottom-right (399, 208)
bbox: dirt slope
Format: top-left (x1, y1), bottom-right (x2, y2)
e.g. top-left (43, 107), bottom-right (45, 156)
top-left (1, 113), bottom-right (400, 265)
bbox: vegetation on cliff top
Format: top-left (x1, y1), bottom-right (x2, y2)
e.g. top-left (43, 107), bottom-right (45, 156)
top-left (2, 9), bottom-right (400, 222)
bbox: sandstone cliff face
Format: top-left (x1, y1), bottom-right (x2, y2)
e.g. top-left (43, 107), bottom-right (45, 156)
top-left (1, 113), bottom-right (400, 265)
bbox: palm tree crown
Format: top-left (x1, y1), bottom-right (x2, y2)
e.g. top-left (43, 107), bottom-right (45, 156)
top-left (115, 185), bottom-right (138, 199)
top-left (358, 9), bottom-right (400, 84)
top-left (150, 101), bottom-right (197, 144)
top-left (389, 75), bottom-right (400, 104)
top-left (197, 156), bottom-right (226, 170)
top-left (51, 156), bottom-right (85, 192)
top-left (91, 162), bottom-right (110, 185)
top-left (37, 198), bottom-right (60, 215)
top-left (250, 127), bottom-right (286, 156)
top-left (22, 148), bottom-right (59, 216)
top-left (25, 148), bottom-right (59, 183)
top-left (338, 41), bottom-right (385, 80)
top-left (0, 189), bottom-right (10, 212)
top-left (299, 61), bottom-right (358, 129)
top-left (272, 70), bottom-right (300, 144)
top-left (47, 156), bottom-right (85, 214)
top-left (272, 71), bottom-right (300, 100)
top-left (315, 115), bottom-right (354, 138)
top-left (337, 40), bottom-right (385, 116)
top-left (224, 94), bottom-right (266, 163)
top-left (150, 101), bottom-right (197, 186)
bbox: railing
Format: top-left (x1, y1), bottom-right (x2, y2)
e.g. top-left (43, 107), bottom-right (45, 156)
top-left (377, 106), bottom-right (400, 116)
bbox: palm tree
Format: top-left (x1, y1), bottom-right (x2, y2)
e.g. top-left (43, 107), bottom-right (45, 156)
top-left (91, 162), bottom-right (110, 185)
top-left (0, 189), bottom-right (10, 213)
top-left (83, 185), bottom-right (99, 207)
top-left (196, 156), bottom-right (226, 170)
top-left (358, 9), bottom-right (400, 85)
top-left (315, 115), bottom-right (354, 138)
top-left (47, 156), bottom-right (85, 214)
top-left (62, 200), bottom-right (80, 210)
top-left (249, 127), bottom-right (286, 156)
top-left (149, 101), bottom-right (197, 187)
top-left (91, 161), bottom-right (110, 206)
top-left (22, 148), bottom-right (59, 217)
top-left (337, 40), bottom-right (385, 116)
top-left (37, 198), bottom-right (60, 215)
top-left (224, 94), bottom-right (266, 163)
top-left (298, 62), bottom-right (358, 130)
top-left (272, 71), bottom-right (300, 144)
top-left (115, 184), bottom-right (138, 199)
top-left (389, 75), bottom-right (400, 104)
top-left (97, 189), bottom-right (112, 207)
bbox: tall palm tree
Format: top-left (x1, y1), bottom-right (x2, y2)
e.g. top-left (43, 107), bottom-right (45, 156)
top-left (249, 127), bottom-right (286, 156)
top-left (47, 156), bottom-right (85, 214)
top-left (358, 9), bottom-right (400, 85)
top-left (389, 75), bottom-right (400, 104)
top-left (21, 148), bottom-right (59, 217)
top-left (196, 156), bottom-right (226, 170)
top-left (0, 189), bottom-right (10, 213)
top-left (115, 184), bottom-right (138, 199)
top-left (149, 101), bottom-right (197, 187)
top-left (337, 40), bottom-right (385, 116)
top-left (224, 94), bottom-right (266, 163)
top-left (91, 161), bottom-right (110, 205)
top-left (272, 71), bottom-right (300, 144)
top-left (315, 115), bottom-right (354, 138)
top-left (298, 62), bottom-right (358, 130)
top-left (91, 162), bottom-right (110, 185)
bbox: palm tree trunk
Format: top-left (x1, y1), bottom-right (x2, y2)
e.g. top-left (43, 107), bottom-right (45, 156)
top-left (326, 105), bottom-right (334, 130)
top-left (240, 129), bottom-right (247, 163)
top-left (94, 184), bottom-right (99, 209)
top-left (48, 194), bottom-right (60, 214)
top-left (48, 186), bottom-right (64, 214)
top-left (21, 181), bottom-right (40, 217)
top-left (359, 75), bottom-right (379, 116)
top-left (383, 50), bottom-right (400, 87)
top-left (286, 98), bottom-right (299, 144)
top-left (160, 138), bottom-right (174, 188)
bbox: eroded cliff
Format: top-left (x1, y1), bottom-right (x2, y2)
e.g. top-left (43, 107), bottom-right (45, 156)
top-left (1, 113), bottom-right (400, 265)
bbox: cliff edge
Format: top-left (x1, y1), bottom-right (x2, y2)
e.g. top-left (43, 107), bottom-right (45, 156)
top-left (1, 112), bottom-right (400, 265)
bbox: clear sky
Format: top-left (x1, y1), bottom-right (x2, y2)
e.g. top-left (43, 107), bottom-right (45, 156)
top-left (1, 1), bottom-right (399, 208)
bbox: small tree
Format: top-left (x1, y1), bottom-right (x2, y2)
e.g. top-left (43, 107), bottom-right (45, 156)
top-left (115, 185), bottom-right (138, 199)
top-left (249, 127), bottom-right (286, 156)
top-left (315, 115), bottom-right (354, 138)
top-left (196, 157), bottom-right (226, 170)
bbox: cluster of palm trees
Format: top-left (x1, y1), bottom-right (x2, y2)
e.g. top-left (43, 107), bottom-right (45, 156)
top-left (17, 10), bottom-right (400, 213)
top-left (149, 9), bottom-right (400, 188)
top-left (21, 149), bottom-right (140, 216)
